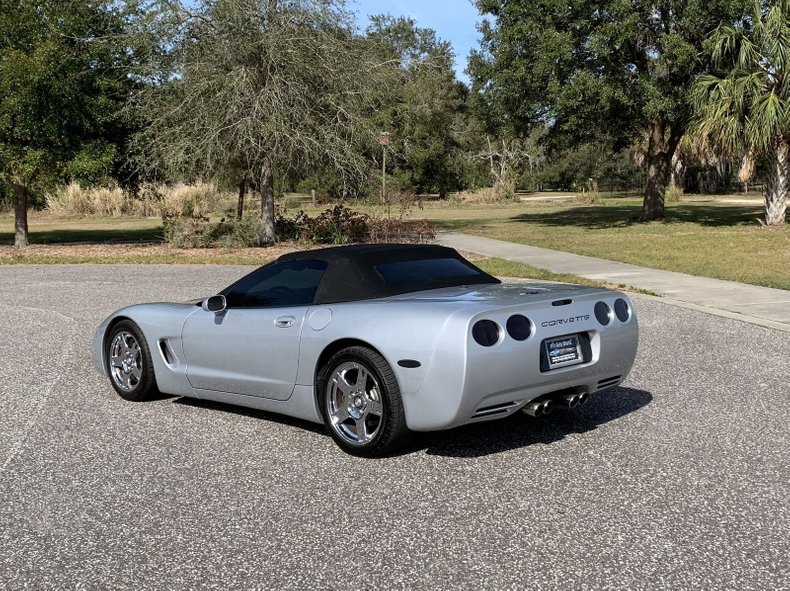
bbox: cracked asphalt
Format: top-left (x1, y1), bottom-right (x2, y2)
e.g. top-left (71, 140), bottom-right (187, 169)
top-left (0, 265), bottom-right (788, 590)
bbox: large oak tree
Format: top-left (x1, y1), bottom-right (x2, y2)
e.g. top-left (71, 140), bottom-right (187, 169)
top-left (0, 0), bottom-right (138, 246)
top-left (469, 0), bottom-right (750, 220)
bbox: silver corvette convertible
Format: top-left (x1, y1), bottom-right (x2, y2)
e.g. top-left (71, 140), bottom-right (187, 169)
top-left (93, 244), bottom-right (638, 456)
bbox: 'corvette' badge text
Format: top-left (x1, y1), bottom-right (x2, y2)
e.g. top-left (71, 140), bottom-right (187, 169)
top-left (541, 314), bottom-right (590, 327)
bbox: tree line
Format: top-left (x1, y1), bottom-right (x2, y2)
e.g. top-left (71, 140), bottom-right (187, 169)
top-left (1, 0), bottom-right (786, 247)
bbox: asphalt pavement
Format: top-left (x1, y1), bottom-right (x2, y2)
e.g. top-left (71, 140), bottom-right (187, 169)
top-left (0, 264), bottom-right (788, 590)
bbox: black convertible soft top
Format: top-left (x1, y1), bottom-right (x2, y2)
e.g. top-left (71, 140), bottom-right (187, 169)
top-left (278, 243), bottom-right (500, 304)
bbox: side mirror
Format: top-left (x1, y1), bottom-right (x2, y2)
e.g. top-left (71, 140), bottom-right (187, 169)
top-left (202, 295), bottom-right (227, 314)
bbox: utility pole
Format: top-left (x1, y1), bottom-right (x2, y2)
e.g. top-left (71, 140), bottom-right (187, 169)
top-left (380, 131), bottom-right (390, 203)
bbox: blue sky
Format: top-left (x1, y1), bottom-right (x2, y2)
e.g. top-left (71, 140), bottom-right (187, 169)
top-left (349, 0), bottom-right (483, 83)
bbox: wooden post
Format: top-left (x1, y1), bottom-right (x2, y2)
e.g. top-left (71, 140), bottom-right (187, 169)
top-left (379, 131), bottom-right (390, 204)
top-left (382, 146), bottom-right (387, 204)
top-left (311, 189), bottom-right (316, 207)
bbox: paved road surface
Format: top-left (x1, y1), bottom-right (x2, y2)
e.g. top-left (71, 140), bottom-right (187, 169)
top-left (0, 265), bottom-right (788, 590)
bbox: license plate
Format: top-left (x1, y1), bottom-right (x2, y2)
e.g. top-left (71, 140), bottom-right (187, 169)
top-left (545, 334), bottom-right (584, 369)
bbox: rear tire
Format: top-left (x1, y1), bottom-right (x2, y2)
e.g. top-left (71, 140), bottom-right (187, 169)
top-left (105, 320), bottom-right (159, 402)
top-left (318, 346), bottom-right (410, 457)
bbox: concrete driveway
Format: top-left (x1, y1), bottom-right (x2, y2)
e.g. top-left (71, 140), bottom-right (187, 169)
top-left (0, 265), bottom-right (788, 589)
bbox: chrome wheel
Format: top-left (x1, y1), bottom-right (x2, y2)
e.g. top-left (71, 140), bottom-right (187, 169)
top-left (109, 331), bottom-right (143, 392)
top-left (326, 361), bottom-right (384, 446)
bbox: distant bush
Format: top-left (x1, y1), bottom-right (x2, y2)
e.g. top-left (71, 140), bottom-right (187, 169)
top-left (665, 185), bottom-right (684, 203)
top-left (301, 205), bottom-right (371, 244)
top-left (163, 215), bottom-right (258, 248)
top-left (213, 216), bottom-right (258, 248)
top-left (454, 186), bottom-right (518, 203)
top-left (275, 204), bottom-right (434, 245)
top-left (163, 217), bottom-right (213, 248)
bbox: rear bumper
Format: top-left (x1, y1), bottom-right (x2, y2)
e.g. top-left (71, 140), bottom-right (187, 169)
top-left (404, 353), bottom-right (636, 431)
top-left (402, 307), bottom-right (639, 431)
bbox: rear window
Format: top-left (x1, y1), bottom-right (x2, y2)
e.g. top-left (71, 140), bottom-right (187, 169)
top-left (373, 257), bottom-right (483, 284)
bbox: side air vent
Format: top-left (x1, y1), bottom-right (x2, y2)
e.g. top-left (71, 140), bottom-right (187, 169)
top-left (159, 340), bottom-right (175, 366)
top-left (597, 375), bottom-right (622, 389)
top-left (552, 299), bottom-right (572, 306)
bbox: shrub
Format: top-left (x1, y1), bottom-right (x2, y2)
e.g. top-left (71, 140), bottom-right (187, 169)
top-left (665, 185), bottom-right (684, 203)
top-left (163, 217), bottom-right (212, 248)
top-left (275, 208), bottom-right (306, 241)
top-left (305, 205), bottom-right (370, 244)
top-left (455, 186), bottom-right (518, 203)
top-left (212, 216), bottom-right (258, 248)
top-left (164, 215), bottom-right (259, 248)
top-left (274, 204), bottom-right (435, 245)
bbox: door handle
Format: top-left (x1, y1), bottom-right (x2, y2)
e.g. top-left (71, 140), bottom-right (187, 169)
top-left (274, 315), bottom-right (296, 328)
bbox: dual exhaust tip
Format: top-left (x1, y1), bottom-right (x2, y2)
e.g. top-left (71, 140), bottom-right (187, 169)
top-left (522, 392), bottom-right (589, 417)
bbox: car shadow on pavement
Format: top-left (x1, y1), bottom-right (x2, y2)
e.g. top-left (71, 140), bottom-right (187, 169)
top-left (170, 387), bottom-right (651, 459)
top-left (417, 387), bottom-right (652, 458)
top-left (173, 398), bottom-right (326, 434)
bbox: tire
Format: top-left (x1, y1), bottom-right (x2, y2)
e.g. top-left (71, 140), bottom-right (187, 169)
top-left (317, 346), bottom-right (411, 457)
top-left (105, 320), bottom-right (159, 402)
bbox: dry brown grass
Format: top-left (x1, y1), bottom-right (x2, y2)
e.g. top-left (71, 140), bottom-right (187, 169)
top-left (45, 182), bottom-right (235, 219)
top-left (452, 187), bottom-right (518, 203)
top-left (142, 182), bottom-right (230, 219)
top-left (46, 183), bottom-right (128, 216)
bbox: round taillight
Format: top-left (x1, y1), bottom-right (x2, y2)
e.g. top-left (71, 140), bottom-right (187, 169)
top-left (614, 298), bottom-right (631, 322)
top-left (472, 320), bottom-right (500, 347)
top-left (594, 301), bottom-right (612, 326)
top-left (506, 314), bottom-right (532, 341)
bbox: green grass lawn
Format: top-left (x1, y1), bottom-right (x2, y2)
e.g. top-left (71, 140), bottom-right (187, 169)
top-left (0, 212), bottom-right (163, 243)
top-left (2, 195), bottom-right (787, 290)
top-left (408, 198), bottom-right (789, 290)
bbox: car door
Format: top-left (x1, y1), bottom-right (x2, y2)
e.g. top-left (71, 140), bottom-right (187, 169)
top-left (181, 259), bottom-right (328, 401)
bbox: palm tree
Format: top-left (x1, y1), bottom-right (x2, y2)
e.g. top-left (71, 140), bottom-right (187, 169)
top-left (692, 0), bottom-right (789, 226)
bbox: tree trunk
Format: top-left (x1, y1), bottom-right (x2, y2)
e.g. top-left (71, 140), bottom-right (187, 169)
top-left (13, 183), bottom-right (29, 247)
top-left (640, 121), bottom-right (683, 221)
top-left (764, 139), bottom-right (788, 227)
top-left (257, 160), bottom-right (276, 245)
top-left (670, 152), bottom-right (685, 191)
top-left (237, 177), bottom-right (246, 220)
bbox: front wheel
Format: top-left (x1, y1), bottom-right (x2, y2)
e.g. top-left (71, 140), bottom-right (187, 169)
top-left (106, 320), bottom-right (159, 402)
top-left (318, 346), bottom-right (410, 457)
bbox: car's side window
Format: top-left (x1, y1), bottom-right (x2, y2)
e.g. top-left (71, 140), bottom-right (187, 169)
top-left (223, 259), bottom-right (328, 308)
